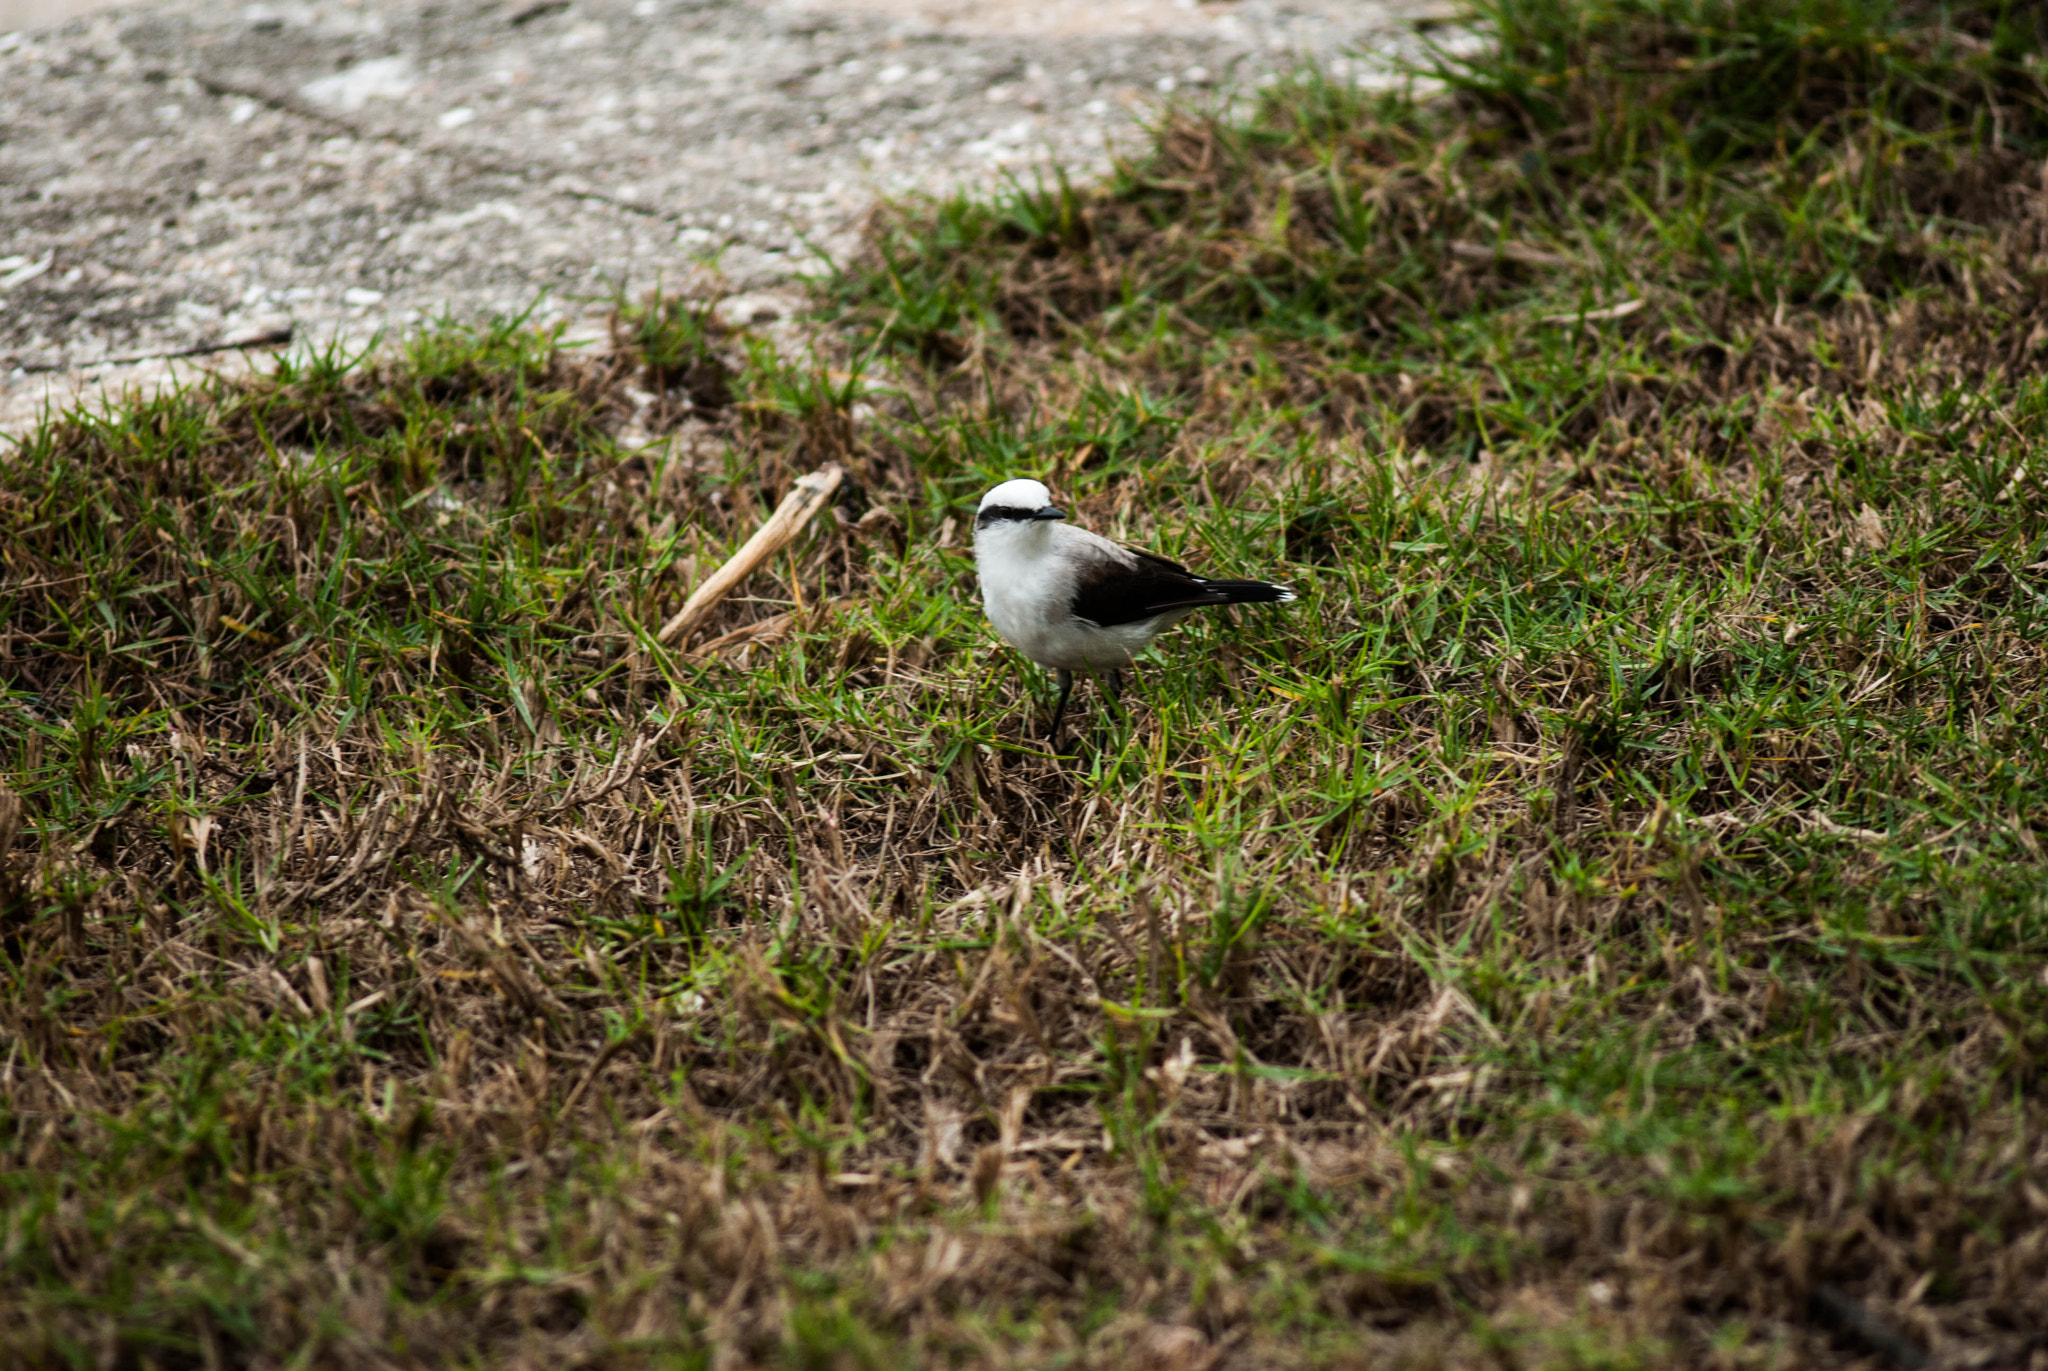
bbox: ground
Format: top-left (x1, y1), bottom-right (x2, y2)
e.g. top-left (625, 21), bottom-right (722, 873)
top-left (0, 0), bottom-right (1453, 431)
top-left (5, 0), bottom-right (2048, 1369)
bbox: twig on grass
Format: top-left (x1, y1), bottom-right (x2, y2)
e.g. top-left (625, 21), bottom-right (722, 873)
top-left (657, 464), bottom-right (845, 648)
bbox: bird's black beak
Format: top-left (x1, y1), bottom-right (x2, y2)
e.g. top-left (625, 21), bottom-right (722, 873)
top-left (1034, 506), bottom-right (1067, 521)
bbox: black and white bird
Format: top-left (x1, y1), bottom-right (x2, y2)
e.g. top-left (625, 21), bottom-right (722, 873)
top-left (972, 478), bottom-right (1297, 749)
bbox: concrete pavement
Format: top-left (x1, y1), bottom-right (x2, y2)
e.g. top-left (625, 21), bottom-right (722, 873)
top-left (0, 0), bottom-right (1458, 432)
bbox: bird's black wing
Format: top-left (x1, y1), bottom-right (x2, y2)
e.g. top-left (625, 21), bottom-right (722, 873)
top-left (1068, 546), bottom-right (1233, 627)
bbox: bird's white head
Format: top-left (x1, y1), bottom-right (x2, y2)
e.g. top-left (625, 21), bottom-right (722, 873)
top-left (975, 479), bottom-right (1065, 536)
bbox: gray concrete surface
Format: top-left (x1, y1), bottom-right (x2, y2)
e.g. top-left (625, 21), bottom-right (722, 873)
top-left (0, 0), bottom-right (1460, 432)
top-left (0, 0), bottom-right (118, 30)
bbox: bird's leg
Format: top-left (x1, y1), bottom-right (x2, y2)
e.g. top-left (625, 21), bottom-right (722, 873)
top-left (1048, 669), bottom-right (1075, 753)
top-left (1108, 669), bottom-right (1124, 704)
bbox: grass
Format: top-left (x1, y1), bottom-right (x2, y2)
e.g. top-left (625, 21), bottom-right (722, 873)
top-left (6, 0), bottom-right (2048, 1365)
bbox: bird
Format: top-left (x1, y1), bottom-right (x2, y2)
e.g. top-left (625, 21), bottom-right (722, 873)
top-left (972, 477), bottom-right (1297, 750)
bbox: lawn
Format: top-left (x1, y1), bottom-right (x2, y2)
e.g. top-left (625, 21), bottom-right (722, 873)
top-left (4, 1), bottom-right (2048, 1366)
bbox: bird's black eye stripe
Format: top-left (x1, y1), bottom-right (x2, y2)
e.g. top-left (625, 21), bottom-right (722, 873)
top-left (976, 506), bottom-right (1040, 524)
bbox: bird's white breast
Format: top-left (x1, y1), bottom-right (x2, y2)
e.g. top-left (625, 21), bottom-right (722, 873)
top-left (974, 521), bottom-right (1165, 671)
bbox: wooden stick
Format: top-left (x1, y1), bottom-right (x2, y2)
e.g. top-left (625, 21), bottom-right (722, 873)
top-left (1449, 239), bottom-right (1577, 269)
top-left (657, 464), bottom-right (845, 647)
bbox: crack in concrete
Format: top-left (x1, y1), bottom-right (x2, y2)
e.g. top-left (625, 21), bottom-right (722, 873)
top-left (184, 67), bottom-right (675, 222)
top-left (15, 324), bottom-right (292, 373)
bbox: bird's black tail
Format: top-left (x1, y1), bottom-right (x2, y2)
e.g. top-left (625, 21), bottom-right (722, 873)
top-left (1197, 579), bottom-right (1297, 604)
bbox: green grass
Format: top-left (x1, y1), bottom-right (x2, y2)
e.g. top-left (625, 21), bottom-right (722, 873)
top-left (6, 0), bottom-right (2048, 1366)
